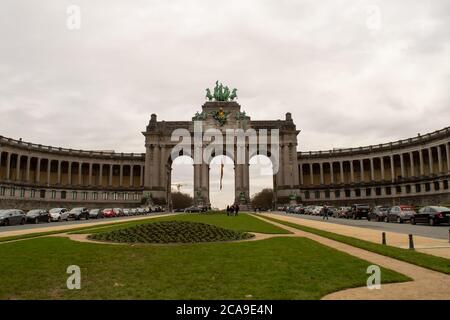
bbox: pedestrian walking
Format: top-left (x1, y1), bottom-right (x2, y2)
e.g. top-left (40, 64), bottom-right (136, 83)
top-left (235, 204), bottom-right (240, 216)
top-left (322, 205), bottom-right (329, 220)
top-left (226, 205), bottom-right (230, 216)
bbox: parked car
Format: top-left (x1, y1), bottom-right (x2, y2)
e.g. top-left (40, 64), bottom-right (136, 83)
top-left (411, 206), bottom-right (450, 226)
top-left (285, 206), bottom-right (296, 214)
top-left (368, 206), bottom-right (390, 222)
top-left (26, 209), bottom-right (51, 224)
top-left (334, 206), bottom-right (351, 218)
top-left (49, 208), bottom-right (69, 221)
top-left (350, 204), bottom-right (370, 219)
top-left (294, 205), bottom-right (305, 214)
top-left (184, 206), bottom-right (202, 213)
top-left (304, 206), bottom-right (314, 215)
top-left (89, 209), bottom-right (104, 219)
top-left (311, 206), bottom-right (323, 216)
top-left (0, 209), bottom-right (26, 226)
top-left (113, 208), bottom-right (124, 217)
top-left (385, 205), bottom-right (416, 223)
top-left (327, 206), bottom-right (337, 217)
top-left (102, 208), bottom-right (116, 218)
top-left (68, 207), bottom-right (90, 220)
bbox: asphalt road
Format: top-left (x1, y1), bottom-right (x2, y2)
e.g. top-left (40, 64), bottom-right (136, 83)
top-left (0, 214), bottom-right (163, 234)
top-left (274, 212), bottom-right (450, 240)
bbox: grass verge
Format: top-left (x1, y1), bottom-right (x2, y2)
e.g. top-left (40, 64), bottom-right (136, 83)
top-left (0, 236), bottom-right (409, 299)
top-left (72, 213), bottom-right (291, 235)
top-left (262, 215), bottom-right (450, 275)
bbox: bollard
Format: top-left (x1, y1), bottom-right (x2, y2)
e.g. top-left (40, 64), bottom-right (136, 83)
top-left (448, 228), bottom-right (450, 244)
top-left (382, 232), bottom-right (386, 245)
top-left (409, 234), bottom-right (414, 250)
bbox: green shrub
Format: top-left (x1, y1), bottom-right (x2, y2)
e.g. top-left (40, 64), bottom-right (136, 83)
top-left (88, 221), bottom-right (254, 244)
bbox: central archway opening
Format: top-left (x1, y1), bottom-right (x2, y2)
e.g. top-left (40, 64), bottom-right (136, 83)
top-left (209, 155), bottom-right (234, 210)
top-left (169, 155), bottom-right (194, 211)
top-left (249, 155), bottom-right (274, 211)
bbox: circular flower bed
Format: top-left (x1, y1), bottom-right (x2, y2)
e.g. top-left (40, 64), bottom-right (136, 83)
top-left (88, 221), bottom-right (254, 244)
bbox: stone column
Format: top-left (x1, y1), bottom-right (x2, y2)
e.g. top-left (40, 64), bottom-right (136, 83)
top-left (26, 156), bottom-right (31, 182)
top-left (350, 161), bottom-right (354, 183)
top-left (299, 163), bottom-right (304, 185)
top-left (78, 162), bottom-right (82, 185)
top-left (339, 161), bottom-right (344, 183)
top-left (380, 157), bottom-right (385, 180)
top-left (370, 158), bottom-right (374, 181)
top-left (359, 159), bottom-right (364, 182)
top-left (88, 163), bottom-right (93, 185)
top-left (119, 164), bottom-right (123, 187)
top-left (428, 147), bottom-right (433, 175)
top-left (109, 164), bottom-right (113, 186)
top-left (390, 155), bottom-right (395, 182)
top-left (319, 162), bottom-right (324, 184)
top-left (400, 153), bottom-right (405, 178)
top-left (47, 159), bottom-right (52, 185)
top-left (330, 162), bottom-right (334, 184)
top-left (16, 154), bottom-right (21, 180)
top-left (160, 147), bottom-right (167, 191)
top-left (437, 145), bottom-right (443, 173)
top-left (309, 163), bottom-right (314, 185)
top-left (419, 149), bottom-right (424, 176)
top-left (36, 157), bottom-right (41, 183)
top-left (98, 164), bottom-right (103, 186)
top-left (140, 165), bottom-right (144, 187)
top-left (144, 145), bottom-right (152, 187)
top-left (446, 143), bottom-right (450, 173)
top-left (194, 163), bottom-right (202, 204)
top-left (409, 152), bottom-right (415, 177)
top-left (201, 162), bottom-right (211, 205)
top-left (152, 146), bottom-right (160, 187)
top-left (5, 152), bottom-right (11, 180)
top-left (129, 165), bottom-right (134, 187)
top-left (68, 162), bottom-right (72, 185)
top-left (57, 160), bottom-right (62, 184)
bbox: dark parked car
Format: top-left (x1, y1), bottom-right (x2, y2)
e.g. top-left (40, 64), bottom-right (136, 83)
top-left (334, 207), bottom-right (351, 218)
top-left (184, 206), bottom-right (202, 213)
top-left (0, 209), bottom-right (26, 226)
top-left (68, 207), bottom-right (90, 220)
top-left (350, 204), bottom-right (370, 219)
top-left (411, 206), bottom-right (450, 226)
top-left (26, 209), bottom-right (51, 224)
top-left (368, 206), bottom-right (390, 222)
top-left (385, 205), bottom-right (416, 223)
top-left (89, 209), bottom-right (104, 219)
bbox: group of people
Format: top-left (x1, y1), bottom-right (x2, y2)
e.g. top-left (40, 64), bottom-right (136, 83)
top-left (226, 204), bottom-right (240, 216)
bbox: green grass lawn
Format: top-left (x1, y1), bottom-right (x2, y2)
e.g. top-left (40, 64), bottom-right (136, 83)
top-left (0, 213), bottom-right (288, 243)
top-left (0, 236), bottom-right (409, 300)
top-left (72, 213), bottom-right (291, 235)
top-left (262, 215), bottom-right (450, 275)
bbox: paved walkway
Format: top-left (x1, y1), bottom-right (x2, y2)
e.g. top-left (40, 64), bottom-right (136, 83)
top-left (265, 213), bottom-right (450, 259)
top-left (253, 214), bottom-right (450, 300)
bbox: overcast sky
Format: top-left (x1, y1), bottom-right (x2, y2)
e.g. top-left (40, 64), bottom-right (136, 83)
top-left (1, 1), bottom-right (449, 208)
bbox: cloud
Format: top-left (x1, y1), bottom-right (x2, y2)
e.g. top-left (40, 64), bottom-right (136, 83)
top-left (1, 0), bottom-right (449, 208)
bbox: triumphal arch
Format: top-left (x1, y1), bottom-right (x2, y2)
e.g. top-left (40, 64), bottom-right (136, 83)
top-left (142, 82), bottom-right (300, 209)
